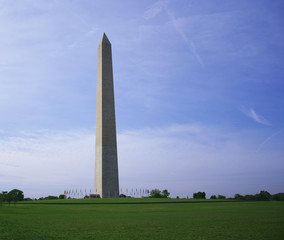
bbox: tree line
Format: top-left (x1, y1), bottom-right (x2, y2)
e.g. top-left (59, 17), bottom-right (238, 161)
top-left (192, 191), bottom-right (284, 201)
top-left (1, 189), bottom-right (284, 202)
top-left (0, 189), bottom-right (68, 205)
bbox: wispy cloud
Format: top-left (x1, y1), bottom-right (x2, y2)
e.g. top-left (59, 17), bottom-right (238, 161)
top-left (143, 1), bottom-right (164, 20)
top-left (242, 107), bottom-right (270, 125)
top-left (119, 123), bottom-right (283, 196)
top-left (164, 8), bottom-right (204, 65)
top-left (143, 0), bottom-right (204, 65)
top-left (0, 129), bottom-right (95, 197)
top-left (257, 128), bottom-right (284, 152)
top-left (1, 124), bottom-right (283, 198)
top-left (85, 25), bottom-right (99, 37)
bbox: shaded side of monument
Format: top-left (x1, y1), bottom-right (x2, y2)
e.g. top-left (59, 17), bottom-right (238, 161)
top-left (95, 33), bottom-right (119, 198)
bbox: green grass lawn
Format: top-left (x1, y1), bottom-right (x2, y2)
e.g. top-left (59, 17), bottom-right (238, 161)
top-left (1, 200), bottom-right (283, 240)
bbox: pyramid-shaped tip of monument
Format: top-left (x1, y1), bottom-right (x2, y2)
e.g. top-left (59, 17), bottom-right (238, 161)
top-left (100, 33), bottom-right (111, 45)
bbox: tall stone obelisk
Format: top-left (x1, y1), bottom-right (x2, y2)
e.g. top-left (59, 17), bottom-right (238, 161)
top-left (95, 33), bottom-right (119, 198)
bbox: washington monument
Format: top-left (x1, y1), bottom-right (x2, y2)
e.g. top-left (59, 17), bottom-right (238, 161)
top-left (95, 33), bottom-right (119, 198)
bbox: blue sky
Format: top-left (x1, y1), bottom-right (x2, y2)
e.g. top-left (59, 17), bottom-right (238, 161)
top-left (0, 0), bottom-right (283, 198)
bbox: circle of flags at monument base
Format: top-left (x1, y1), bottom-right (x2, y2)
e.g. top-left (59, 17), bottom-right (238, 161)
top-left (62, 188), bottom-right (151, 199)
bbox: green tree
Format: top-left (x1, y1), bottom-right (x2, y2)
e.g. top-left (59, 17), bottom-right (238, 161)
top-left (234, 194), bottom-right (244, 200)
top-left (8, 189), bottom-right (24, 203)
top-left (244, 194), bottom-right (255, 201)
top-left (193, 192), bottom-right (206, 199)
top-left (272, 193), bottom-right (284, 201)
top-left (150, 189), bottom-right (162, 198)
top-left (0, 193), bottom-right (4, 206)
top-left (255, 191), bottom-right (271, 201)
top-left (4, 193), bottom-right (13, 205)
top-left (161, 189), bottom-right (170, 198)
top-left (59, 194), bottom-right (66, 199)
top-left (210, 195), bottom-right (217, 199)
top-left (217, 195), bottom-right (226, 199)
top-left (44, 196), bottom-right (59, 200)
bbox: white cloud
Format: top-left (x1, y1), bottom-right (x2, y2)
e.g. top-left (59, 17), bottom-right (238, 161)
top-left (0, 124), bottom-right (283, 198)
top-left (0, 129), bottom-right (95, 198)
top-left (118, 124), bottom-right (283, 197)
top-left (143, 1), bottom-right (164, 20)
top-left (85, 25), bottom-right (99, 37)
top-left (0, 124), bottom-right (284, 197)
top-left (242, 107), bottom-right (270, 125)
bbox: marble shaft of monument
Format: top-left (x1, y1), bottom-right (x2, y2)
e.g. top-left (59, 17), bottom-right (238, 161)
top-left (95, 33), bottom-right (119, 198)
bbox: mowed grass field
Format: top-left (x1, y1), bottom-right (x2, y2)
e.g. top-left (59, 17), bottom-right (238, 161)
top-left (0, 199), bottom-right (283, 240)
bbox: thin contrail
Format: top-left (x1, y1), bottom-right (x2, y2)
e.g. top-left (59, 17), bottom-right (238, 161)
top-left (163, 5), bottom-right (204, 65)
top-left (257, 128), bottom-right (284, 152)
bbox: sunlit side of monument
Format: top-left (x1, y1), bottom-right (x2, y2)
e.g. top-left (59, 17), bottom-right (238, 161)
top-left (95, 33), bottom-right (119, 198)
